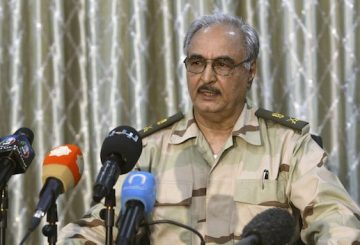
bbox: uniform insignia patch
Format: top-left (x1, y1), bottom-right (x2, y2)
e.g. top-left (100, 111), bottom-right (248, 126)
top-left (255, 108), bottom-right (309, 134)
top-left (139, 112), bottom-right (184, 138)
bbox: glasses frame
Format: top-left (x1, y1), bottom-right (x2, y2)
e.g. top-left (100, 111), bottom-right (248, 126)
top-left (183, 56), bottom-right (251, 76)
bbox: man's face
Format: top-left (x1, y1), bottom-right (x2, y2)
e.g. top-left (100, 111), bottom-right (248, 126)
top-left (186, 24), bottom-right (256, 117)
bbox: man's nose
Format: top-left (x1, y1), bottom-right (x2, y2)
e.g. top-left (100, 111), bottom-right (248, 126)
top-left (201, 61), bottom-right (216, 83)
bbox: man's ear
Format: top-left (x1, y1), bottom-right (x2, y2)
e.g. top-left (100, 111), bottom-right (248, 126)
top-left (247, 60), bottom-right (257, 89)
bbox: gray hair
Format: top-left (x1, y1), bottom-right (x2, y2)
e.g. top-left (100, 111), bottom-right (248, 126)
top-left (183, 12), bottom-right (259, 69)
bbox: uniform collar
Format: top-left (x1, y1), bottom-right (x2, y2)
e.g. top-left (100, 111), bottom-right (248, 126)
top-left (169, 112), bottom-right (198, 144)
top-left (169, 104), bottom-right (262, 146)
top-left (232, 104), bottom-right (262, 146)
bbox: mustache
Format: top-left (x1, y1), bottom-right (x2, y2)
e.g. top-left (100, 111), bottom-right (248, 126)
top-left (197, 84), bottom-right (220, 94)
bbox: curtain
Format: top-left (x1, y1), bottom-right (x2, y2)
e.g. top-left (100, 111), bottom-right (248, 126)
top-left (0, 0), bottom-right (359, 244)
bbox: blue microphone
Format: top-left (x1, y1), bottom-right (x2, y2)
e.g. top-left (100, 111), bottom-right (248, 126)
top-left (116, 171), bottom-right (156, 245)
top-left (0, 128), bottom-right (35, 188)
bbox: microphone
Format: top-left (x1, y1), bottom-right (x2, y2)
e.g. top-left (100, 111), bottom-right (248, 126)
top-left (116, 171), bottom-right (156, 245)
top-left (0, 127), bottom-right (35, 189)
top-left (93, 126), bottom-right (142, 203)
top-left (237, 208), bottom-right (295, 245)
top-left (29, 144), bottom-right (83, 231)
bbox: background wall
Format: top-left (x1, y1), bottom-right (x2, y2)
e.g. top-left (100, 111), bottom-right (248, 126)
top-left (0, 0), bottom-right (359, 244)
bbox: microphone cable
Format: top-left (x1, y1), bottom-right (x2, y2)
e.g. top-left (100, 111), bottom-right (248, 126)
top-left (142, 219), bottom-right (205, 245)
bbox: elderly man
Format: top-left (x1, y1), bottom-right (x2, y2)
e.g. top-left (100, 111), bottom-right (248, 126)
top-left (59, 13), bottom-right (360, 244)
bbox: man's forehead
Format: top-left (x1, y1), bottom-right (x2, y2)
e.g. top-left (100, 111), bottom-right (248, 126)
top-left (188, 24), bottom-right (245, 57)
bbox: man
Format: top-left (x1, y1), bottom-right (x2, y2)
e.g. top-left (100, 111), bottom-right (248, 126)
top-left (59, 12), bottom-right (360, 244)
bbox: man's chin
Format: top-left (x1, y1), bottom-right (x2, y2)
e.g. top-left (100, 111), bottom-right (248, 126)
top-left (194, 104), bottom-right (222, 114)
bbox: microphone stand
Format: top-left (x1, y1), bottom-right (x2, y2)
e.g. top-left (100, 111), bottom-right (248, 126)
top-left (100, 188), bottom-right (116, 245)
top-left (0, 186), bottom-right (8, 245)
top-left (42, 201), bottom-right (58, 245)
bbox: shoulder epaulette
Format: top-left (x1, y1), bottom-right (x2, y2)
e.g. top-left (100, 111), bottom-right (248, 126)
top-left (255, 108), bottom-right (309, 133)
top-left (139, 112), bottom-right (184, 138)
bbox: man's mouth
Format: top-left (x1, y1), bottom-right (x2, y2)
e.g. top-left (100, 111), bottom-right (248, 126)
top-left (198, 86), bottom-right (220, 96)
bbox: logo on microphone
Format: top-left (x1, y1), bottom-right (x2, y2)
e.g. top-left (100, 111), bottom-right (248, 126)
top-left (49, 145), bottom-right (72, 156)
top-left (19, 140), bottom-right (31, 158)
top-left (127, 173), bottom-right (147, 185)
top-left (109, 129), bottom-right (139, 142)
top-left (0, 136), bottom-right (16, 146)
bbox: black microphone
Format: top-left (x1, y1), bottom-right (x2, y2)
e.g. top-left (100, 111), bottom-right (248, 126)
top-left (116, 171), bottom-right (156, 245)
top-left (93, 126), bottom-right (143, 203)
top-left (0, 127), bottom-right (35, 189)
top-left (237, 208), bottom-right (295, 245)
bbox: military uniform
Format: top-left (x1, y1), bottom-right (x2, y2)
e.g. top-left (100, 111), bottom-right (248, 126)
top-left (58, 104), bottom-right (360, 244)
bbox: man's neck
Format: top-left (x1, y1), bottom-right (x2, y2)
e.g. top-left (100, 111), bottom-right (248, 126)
top-left (194, 105), bottom-right (244, 154)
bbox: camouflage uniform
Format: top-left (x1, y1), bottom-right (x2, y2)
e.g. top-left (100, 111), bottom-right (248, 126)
top-left (58, 104), bottom-right (360, 244)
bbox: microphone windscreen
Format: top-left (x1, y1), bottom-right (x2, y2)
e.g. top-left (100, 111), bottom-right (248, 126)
top-left (121, 171), bottom-right (156, 215)
top-left (100, 126), bottom-right (142, 174)
top-left (14, 127), bottom-right (34, 144)
top-left (241, 208), bottom-right (295, 245)
top-left (42, 144), bottom-right (83, 192)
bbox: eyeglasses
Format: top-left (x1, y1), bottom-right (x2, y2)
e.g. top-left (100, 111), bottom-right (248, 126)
top-left (183, 55), bottom-right (250, 76)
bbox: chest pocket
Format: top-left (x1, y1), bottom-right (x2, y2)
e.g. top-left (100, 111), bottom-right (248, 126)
top-left (232, 175), bottom-right (289, 236)
top-left (152, 181), bottom-right (192, 225)
top-left (234, 179), bottom-right (287, 205)
top-left (234, 170), bottom-right (289, 205)
top-left (150, 181), bottom-right (193, 244)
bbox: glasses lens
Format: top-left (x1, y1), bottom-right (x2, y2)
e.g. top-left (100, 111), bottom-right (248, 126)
top-left (213, 58), bottom-right (235, 76)
top-left (184, 56), bottom-right (239, 75)
top-left (185, 57), bottom-right (205, 74)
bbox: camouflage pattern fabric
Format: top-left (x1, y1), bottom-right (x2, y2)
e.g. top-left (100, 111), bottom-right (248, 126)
top-left (58, 105), bottom-right (360, 244)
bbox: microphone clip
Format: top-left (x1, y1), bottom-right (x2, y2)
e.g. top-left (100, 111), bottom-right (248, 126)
top-left (41, 200), bottom-right (58, 245)
top-left (99, 188), bottom-right (116, 245)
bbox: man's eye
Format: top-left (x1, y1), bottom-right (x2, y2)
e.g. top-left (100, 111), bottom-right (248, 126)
top-left (214, 59), bottom-right (234, 68)
top-left (189, 59), bottom-right (204, 66)
top-left (216, 61), bottom-right (227, 67)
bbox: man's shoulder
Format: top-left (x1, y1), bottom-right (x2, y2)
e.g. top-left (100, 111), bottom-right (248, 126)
top-left (138, 112), bottom-right (185, 139)
top-left (255, 108), bottom-right (309, 135)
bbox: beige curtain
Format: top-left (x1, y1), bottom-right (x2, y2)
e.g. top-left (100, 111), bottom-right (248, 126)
top-left (0, 0), bottom-right (359, 244)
